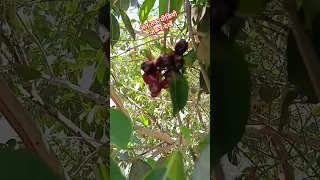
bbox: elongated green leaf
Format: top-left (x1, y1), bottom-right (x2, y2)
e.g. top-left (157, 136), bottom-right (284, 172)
top-left (80, 29), bottom-right (102, 50)
top-left (180, 126), bottom-right (191, 146)
top-left (110, 158), bottom-right (126, 180)
top-left (211, 31), bottom-right (251, 165)
top-left (110, 108), bottom-right (132, 149)
top-left (96, 60), bottom-right (107, 84)
top-left (119, 9), bottom-right (136, 40)
top-left (169, 72), bottom-right (189, 115)
top-left (139, 0), bottom-right (156, 24)
top-left (162, 151), bottom-right (185, 180)
top-left (115, 0), bottom-right (130, 11)
top-left (0, 148), bottom-right (59, 180)
top-left (78, 50), bottom-right (97, 60)
top-left (191, 145), bottom-right (210, 180)
top-left (96, 163), bottom-right (109, 180)
top-left (12, 64), bottom-right (42, 80)
top-left (159, 0), bottom-right (183, 23)
top-left (143, 168), bottom-right (168, 180)
top-left (110, 14), bottom-right (120, 47)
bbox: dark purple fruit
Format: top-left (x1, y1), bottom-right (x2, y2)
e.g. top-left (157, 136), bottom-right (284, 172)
top-left (148, 74), bottom-right (159, 82)
top-left (174, 39), bottom-right (188, 56)
top-left (143, 72), bottom-right (159, 84)
top-left (163, 70), bottom-right (171, 78)
top-left (160, 78), bottom-right (169, 89)
top-left (151, 92), bottom-right (161, 97)
top-left (141, 60), bottom-right (157, 74)
top-left (142, 73), bottom-right (150, 84)
top-left (173, 56), bottom-right (184, 70)
top-left (149, 81), bottom-right (161, 96)
top-left (155, 54), bottom-right (174, 68)
top-left (155, 69), bottom-right (161, 76)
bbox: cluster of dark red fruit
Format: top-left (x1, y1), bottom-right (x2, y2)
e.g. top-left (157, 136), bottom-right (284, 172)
top-left (141, 39), bottom-right (188, 97)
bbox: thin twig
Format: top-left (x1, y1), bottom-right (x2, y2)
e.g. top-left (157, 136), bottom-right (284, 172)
top-left (16, 12), bottom-right (55, 76)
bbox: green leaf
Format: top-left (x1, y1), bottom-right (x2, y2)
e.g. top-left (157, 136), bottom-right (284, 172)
top-left (65, 1), bottom-right (79, 14)
top-left (139, 0), bottom-right (156, 24)
top-left (312, 106), bottom-right (320, 116)
top-left (6, 3), bottom-right (21, 32)
top-left (159, 0), bottom-right (183, 23)
top-left (145, 158), bottom-right (157, 169)
top-left (115, 0), bottom-right (130, 11)
top-left (78, 50), bottom-right (97, 61)
top-left (211, 31), bottom-right (251, 165)
top-left (140, 114), bottom-right (149, 126)
top-left (183, 49), bottom-right (197, 67)
top-left (110, 14), bottom-right (120, 47)
top-left (96, 60), bottom-right (108, 84)
top-left (97, 163), bottom-right (109, 180)
top-left (162, 151), bottom-right (186, 180)
top-left (169, 72), bottom-right (189, 115)
top-left (119, 9), bottom-right (136, 40)
top-left (128, 159), bottom-right (153, 180)
top-left (80, 29), bottom-right (102, 50)
top-left (110, 158), bottom-right (126, 180)
top-left (237, 0), bottom-right (268, 17)
top-left (94, 125), bottom-right (104, 140)
top-left (143, 168), bottom-right (168, 180)
top-left (12, 64), bottom-right (42, 80)
top-left (190, 145), bottom-right (210, 180)
top-left (110, 108), bottom-right (132, 149)
top-left (180, 126), bottom-right (191, 147)
top-left (0, 148), bottom-right (59, 180)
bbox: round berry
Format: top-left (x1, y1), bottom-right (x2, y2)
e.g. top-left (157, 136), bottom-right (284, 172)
top-left (148, 74), bottom-right (159, 82)
top-left (155, 69), bottom-right (161, 77)
top-left (149, 81), bottom-right (161, 95)
top-left (174, 39), bottom-right (188, 56)
top-left (163, 70), bottom-right (171, 79)
top-left (141, 60), bottom-right (157, 74)
top-left (142, 73), bottom-right (150, 84)
top-left (151, 92), bottom-right (161, 97)
top-left (155, 54), bottom-right (174, 68)
top-left (173, 56), bottom-right (184, 70)
top-left (160, 78), bottom-right (169, 89)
